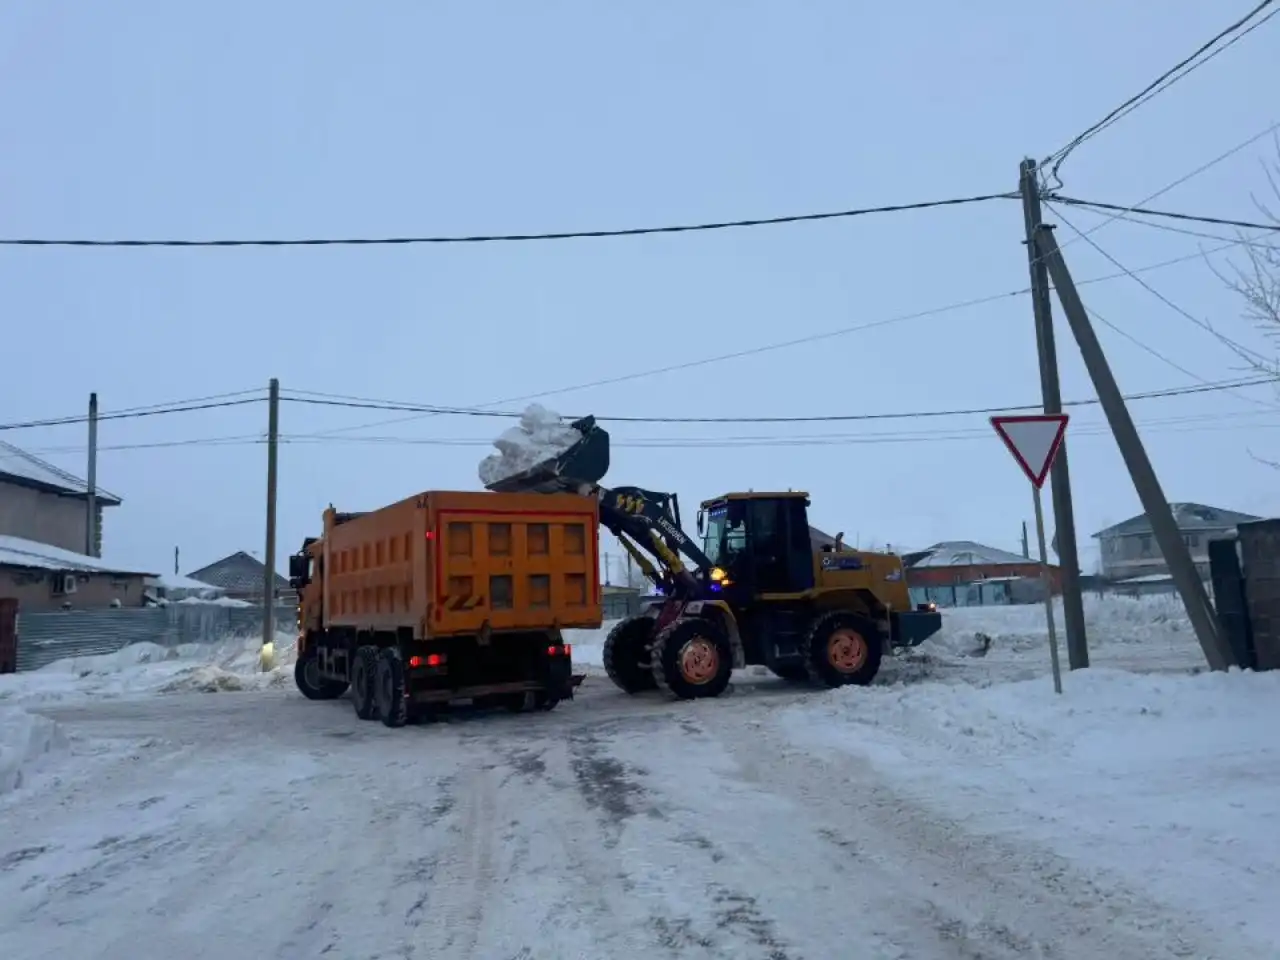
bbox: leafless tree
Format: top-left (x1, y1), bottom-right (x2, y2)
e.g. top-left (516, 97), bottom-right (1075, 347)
top-left (1210, 140), bottom-right (1280, 469)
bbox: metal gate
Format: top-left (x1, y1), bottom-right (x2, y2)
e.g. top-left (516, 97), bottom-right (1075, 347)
top-left (0, 598), bottom-right (16, 675)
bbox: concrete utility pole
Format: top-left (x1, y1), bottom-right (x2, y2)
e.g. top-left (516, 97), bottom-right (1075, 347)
top-left (174, 546), bottom-right (179, 576)
top-left (1033, 224), bottom-right (1234, 671)
top-left (261, 378), bottom-right (280, 668)
top-left (1020, 158), bottom-right (1090, 669)
top-left (85, 393), bottom-right (99, 557)
top-left (1021, 521), bottom-right (1030, 559)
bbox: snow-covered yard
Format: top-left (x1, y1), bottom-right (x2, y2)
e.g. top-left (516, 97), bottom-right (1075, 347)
top-left (0, 595), bottom-right (1275, 958)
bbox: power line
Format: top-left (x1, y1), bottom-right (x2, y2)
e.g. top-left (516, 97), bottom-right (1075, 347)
top-left (0, 395), bottom-right (264, 434)
top-left (1050, 118), bottom-right (1280, 254)
top-left (10, 405), bottom-right (1278, 458)
top-left (1044, 1), bottom-right (1279, 185)
top-left (293, 229), bottom-right (1271, 440)
top-left (281, 373), bottom-right (1276, 425)
top-left (0, 191), bottom-right (1015, 249)
top-left (1046, 201), bottom-right (1273, 367)
top-left (1050, 196), bottom-right (1280, 234)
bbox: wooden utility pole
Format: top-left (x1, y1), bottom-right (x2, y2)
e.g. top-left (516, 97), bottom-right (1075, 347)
top-left (85, 393), bottom-right (99, 557)
top-left (1020, 158), bottom-right (1089, 669)
top-left (1033, 224), bottom-right (1234, 670)
top-left (261, 378), bottom-right (280, 669)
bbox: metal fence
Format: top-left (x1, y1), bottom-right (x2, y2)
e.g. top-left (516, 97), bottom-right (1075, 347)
top-left (14, 603), bottom-right (295, 672)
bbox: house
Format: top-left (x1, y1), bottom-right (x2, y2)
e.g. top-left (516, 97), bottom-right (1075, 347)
top-left (904, 539), bottom-right (1063, 607)
top-left (0, 534), bottom-right (156, 612)
top-left (186, 551), bottom-right (292, 604)
top-left (0, 440), bottom-right (122, 556)
top-left (1093, 502), bottom-right (1264, 582)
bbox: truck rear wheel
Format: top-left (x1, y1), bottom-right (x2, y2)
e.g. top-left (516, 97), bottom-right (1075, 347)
top-left (803, 611), bottom-right (883, 688)
top-left (294, 647), bottom-right (349, 700)
top-left (603, 615), bottom-right (658, 694)
top-left (351, 645), bottom-right (379, 720)
top-left (375, 647), bottom-right (410, 728)
top-left (651, 617), bottom-right (732, 700)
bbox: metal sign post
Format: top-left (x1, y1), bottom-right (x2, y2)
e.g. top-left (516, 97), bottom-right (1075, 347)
top-left (991, 413), bottom-right (1070, 694)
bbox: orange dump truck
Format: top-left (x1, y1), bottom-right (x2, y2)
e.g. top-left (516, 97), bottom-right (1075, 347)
top-left (286, 489), bottom-right (602, 726)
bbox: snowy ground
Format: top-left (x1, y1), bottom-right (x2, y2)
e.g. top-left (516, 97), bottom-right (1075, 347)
top-left (0, 597), bottom-right (1275, 959)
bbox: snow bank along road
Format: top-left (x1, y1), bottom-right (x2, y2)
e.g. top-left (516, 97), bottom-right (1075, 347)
top-left (1, 597), bottom-right (1274, 959)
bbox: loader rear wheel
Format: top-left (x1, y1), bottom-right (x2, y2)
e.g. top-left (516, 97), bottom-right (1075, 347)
top-left (602, 615), bottom-right (658, 694)
top-left (375, 647), bottom-right (410, 728)
top-left (804, 611), bottom-right (882, 688)
top-left (294, 647), bottom-right (349, 700)
top-left (350, 645), bottom-right (379, 720)
top-left (651, 617), bottom-right (732, 700)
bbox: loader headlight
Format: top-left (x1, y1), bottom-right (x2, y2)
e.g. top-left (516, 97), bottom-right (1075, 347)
top-left (710, 567), bottom-right (727, 583)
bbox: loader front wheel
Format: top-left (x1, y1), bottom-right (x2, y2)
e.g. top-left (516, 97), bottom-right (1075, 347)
top-left (651, 617), bottom-right (732, 700)
top-left (804, 611), bottom-right (882, 688)
top-left (375, 647), bottom-right (410, 728)
top-left (294, 647), bottom-right (349, 700)
top-left (602, 615), bottom-right (658, 694)
top-left (350, 645), bottom-right (379, 720)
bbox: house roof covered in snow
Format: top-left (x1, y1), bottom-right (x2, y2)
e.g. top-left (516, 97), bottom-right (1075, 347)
top-left (186, 551), bottom-right (289, 595)
top-left (0, 440), bottom-right (122, 505)
top-left (906, 540), bottom-right (1041, 569)
top-left (0, 534), bottom-right (155, 576)
top-left (1092, 503), bottom-right (1263, 539)
top-left (151, 572), bottom-right (225, 594)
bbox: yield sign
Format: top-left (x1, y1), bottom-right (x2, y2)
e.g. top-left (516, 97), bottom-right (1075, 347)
top-left (990, 414), bottom-right (1069, 489)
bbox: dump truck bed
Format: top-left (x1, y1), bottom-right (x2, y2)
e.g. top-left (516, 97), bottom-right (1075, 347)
top-left (319, 489), bottom-right (602, 639)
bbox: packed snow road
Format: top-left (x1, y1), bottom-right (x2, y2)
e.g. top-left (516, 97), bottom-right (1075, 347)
top-left (1, 672), bottom-right (1236, 960)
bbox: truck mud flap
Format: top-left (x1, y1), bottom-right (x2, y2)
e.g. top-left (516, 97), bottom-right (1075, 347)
top-left (412, 674), bottom-right (584, 705)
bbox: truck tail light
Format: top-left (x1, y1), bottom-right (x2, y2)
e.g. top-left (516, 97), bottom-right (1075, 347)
top-left (546, 644), bottom-right (572, 657)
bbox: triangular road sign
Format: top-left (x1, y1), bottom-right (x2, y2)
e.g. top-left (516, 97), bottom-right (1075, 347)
top-left (990, 414), bottom-right (1069, 489)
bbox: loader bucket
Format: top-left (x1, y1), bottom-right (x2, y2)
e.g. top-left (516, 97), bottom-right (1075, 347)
top-left (482, 415), bottom-right (611, 494)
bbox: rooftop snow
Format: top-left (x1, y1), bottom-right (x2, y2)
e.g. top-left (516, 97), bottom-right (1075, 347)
top-left (907, 540), bottom-right (1035, 568)
top-left (0, 535), bottom-right (155, 576)
top-left (152, 573), bottom-right (224, 593)
top-left (0, 440), bottom-right (122, 504)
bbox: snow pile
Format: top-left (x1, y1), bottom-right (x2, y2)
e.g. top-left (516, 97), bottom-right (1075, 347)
top-left (478, 403), bottom-right (583, 487)
top-left (175, 595), bottom-right (253, 608)
top-left (0, 633), bottom-right (298, 705)
top-left (781, 667), bottom-right (1280, 950)
top-left (918, 593), bottom-right (1202, 670)
top-left (0, 706), bottom-right (69, 796)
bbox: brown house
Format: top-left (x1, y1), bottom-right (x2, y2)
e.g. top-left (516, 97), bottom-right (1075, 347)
top-left (904, 540), bottom-right (1064, 593)
top-left (0, 534), bottom-right (156, 612)
top-left (0, 440), bottom-right (122, 556)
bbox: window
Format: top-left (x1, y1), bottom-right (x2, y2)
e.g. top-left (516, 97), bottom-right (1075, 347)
top-left (1139, 535), bottom-right (1153, 557)
top-left (702, 506), bottom-right (747, 568)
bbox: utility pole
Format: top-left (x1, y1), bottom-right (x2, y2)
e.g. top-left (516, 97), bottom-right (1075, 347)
top-left (174, 546), bottom-right (179, 575)
top-left (1020, 158), bottom-right (1089, 669)
top-left (1033, 224), bottom-right (1233, 671)
top-left (261, 378), bottom-right (280, 670)
top-left (85, 393), bottom-right (99, 557)
top-left (1021, 521), bottom-right (1030, 559)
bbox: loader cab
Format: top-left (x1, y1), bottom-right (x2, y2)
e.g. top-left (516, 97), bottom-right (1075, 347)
top-left (697, 492), bottom-right (815, 596)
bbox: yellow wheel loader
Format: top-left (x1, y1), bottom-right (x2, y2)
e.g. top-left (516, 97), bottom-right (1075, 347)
top-left (484, 416), bottom-right (942, 700)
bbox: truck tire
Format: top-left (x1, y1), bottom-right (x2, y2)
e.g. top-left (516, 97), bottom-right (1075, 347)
top-left (802, 611), bottom-right (883, 688)
top-left (294, 647), bottom-right (349, 700)
top-left (651, 617), bottom-right (732, 700)
top-left (351, 645), bottom-right (379, 720)
top-left (375, 647), bottom-right (410, 728)
top-left (602, 615), bottom-right (658, 694)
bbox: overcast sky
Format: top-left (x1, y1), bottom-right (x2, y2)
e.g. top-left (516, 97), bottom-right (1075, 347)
top-left (1, 0), bottom-right (1277, 578)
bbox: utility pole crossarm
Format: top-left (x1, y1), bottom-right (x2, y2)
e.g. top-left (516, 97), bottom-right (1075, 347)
top-left (1032, 224), bottom-right (1233, 671)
